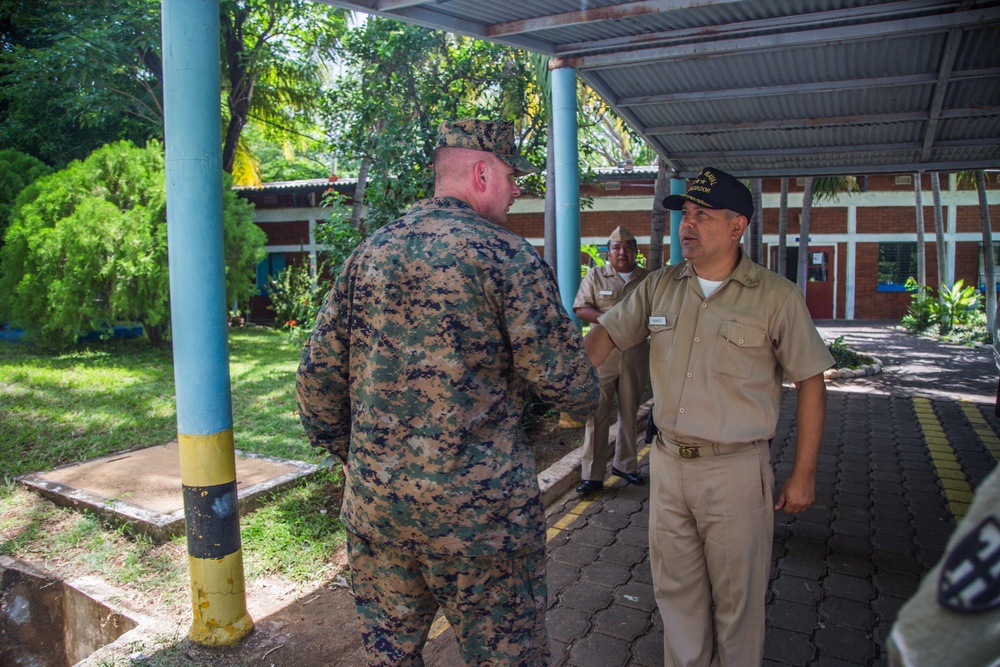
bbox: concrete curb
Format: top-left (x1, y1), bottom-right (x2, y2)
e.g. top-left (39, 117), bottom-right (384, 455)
top-left (824, 356), bottom-right (884, 380)
top-left (538, 398), bottom-right (655, 508)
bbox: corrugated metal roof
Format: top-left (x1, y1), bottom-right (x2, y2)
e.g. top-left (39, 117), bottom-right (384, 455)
top-left (316, 0), bottom-right (999, 178)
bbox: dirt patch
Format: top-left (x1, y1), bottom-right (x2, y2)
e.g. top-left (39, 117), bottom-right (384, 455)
top-left (8, 412), bottom-right (589, 666)
top-left (527, 413), bottom-right (585, 472)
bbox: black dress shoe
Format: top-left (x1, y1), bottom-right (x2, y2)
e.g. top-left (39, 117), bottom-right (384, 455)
top-left (576, 480), bottom-right (604, 496)
top-left (612, 467), bottom-right (645, 485)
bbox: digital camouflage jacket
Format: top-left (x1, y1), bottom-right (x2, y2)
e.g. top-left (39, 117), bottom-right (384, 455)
top-left (297, 197), bottom-right (600, 556)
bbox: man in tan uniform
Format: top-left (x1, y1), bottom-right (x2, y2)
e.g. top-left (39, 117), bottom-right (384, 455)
top-left (573, 225), bottom-right (649, 496)
top-left (586, 167), bottom-right (833, 667)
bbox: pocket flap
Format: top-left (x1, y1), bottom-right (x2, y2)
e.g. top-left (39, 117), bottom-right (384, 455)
top-left (719, 321), bottom-right (766, 347)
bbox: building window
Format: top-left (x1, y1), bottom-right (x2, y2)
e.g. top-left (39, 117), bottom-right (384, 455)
top-left (980, 242), bottom-right (1000, 291)
top-left (877, 242), bottom-right (917, 291)
top-left (256, 252), bottom-right (286, 295)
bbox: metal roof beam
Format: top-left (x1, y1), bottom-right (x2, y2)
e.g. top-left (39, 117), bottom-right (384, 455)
top-left (666, 137), bottom-right (1000, 160)
top-left (484, 0), bottom-right (745, 38)
top-left (317, 3), bottom-right (554, 53)
top-left (614, 67), bottom-right (998, 106)
top-left (568, 7), bottom-right (1000, 69)
top-left (921, 27), bottom-right (963, 161)
top-left (376, 0), bottom-right (436, 10)
top-left (675, 159), bottom-right (1000, 179)
top-left (553, 0), bottom-right (955, 55)
top-left (645, 106), bottom-right (1000, 135)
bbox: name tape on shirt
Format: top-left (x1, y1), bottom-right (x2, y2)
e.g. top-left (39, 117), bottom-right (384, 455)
top-left (600, 290), bottom-right (614, 296)
top-left (649, 316), bottom-right (667, 326)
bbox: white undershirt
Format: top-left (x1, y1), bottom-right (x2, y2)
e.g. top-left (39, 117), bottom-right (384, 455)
top-left (698, 276), bottom-right (725, 298)
top-left (618, 271), bottom-right (634, 282)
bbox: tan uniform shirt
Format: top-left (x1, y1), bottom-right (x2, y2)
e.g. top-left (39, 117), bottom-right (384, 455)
top-left (599, 251), bottom-right (833, 445)
top-left (573, 263), bottom-right (649, 315)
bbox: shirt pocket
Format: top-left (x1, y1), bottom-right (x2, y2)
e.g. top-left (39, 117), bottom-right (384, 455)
top-left (647, 313), bottom-right (676, 362)
top-left (714, 321), bottom-right (767, 379)
top-left (595, 288), bottom-right (620, 311)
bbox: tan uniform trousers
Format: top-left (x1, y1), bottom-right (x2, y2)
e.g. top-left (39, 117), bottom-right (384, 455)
top-left (649, 436), bottom-right (774, 667)
top-left (580, 341), bottom-right (649, 480)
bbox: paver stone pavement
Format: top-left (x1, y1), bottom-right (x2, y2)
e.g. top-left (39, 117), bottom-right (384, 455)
top-left (84, 321), bottom-right (998, 667)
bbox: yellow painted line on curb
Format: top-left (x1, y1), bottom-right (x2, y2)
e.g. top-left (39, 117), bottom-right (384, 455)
top-left (960, 400), bottom-right (1000, 462)
top-left (429, 614), bottom-right (450, 639)
top-left (430, 443), bottom-right (654, 640)
top-left (913, 397), bottom-right (972, 521)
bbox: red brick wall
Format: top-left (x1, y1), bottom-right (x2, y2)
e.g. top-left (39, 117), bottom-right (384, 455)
top-left (956, 205), bottom-right (1000, 233)
top-left (853, 243), bottom-right (911, 320)
top-left (257, 221), bottom-right (310, 246)
top-left (955, 243), bottom-right (983, 287)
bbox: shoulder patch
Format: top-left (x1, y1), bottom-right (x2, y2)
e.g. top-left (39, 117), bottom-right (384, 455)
top-left (938, 515), bottom-right (1000, 613)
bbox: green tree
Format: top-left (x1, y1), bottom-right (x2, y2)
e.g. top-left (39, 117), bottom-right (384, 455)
top-left (219, 0), bottom-right (345, 176)
top-left (0, 0), bottom-right (345, 177)
top-left (794, 176), bottom-right (859, 295)
top-left (0, 149), bottom-right (52, 242)
top-left (327, 19), bottom-right (541, 232)
top-left (0, 140), bottom-right (265, 347)
top-left (0, 0), bottom-right (161, 167)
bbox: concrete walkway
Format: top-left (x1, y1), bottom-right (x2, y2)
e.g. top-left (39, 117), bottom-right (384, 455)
top-left (424, 321), bottom-right (1000, 666)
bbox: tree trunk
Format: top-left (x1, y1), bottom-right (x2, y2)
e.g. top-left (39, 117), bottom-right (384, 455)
top-left (221, 7), bottom-right (252, 175)
top-left (144, 322), bottom-right (166, 348)
top-left (777, 178), bottom-right (788, 278)
top-left (931, 172), bottom-right (947, 304)
top-left (648, 157), bottom-right (668, 270)
top-left (914, 172), bottom-right (926, 288)
top-left (351, 156), bottom-right (371, 231)
top-left (797, 177), bottom-right (814, 298)
top-left (544, 115), bottom-right (557, 274)
top-left (750, 178), bottom-right (763, 263)
top-left (977, 170), bottom-right (996, 337)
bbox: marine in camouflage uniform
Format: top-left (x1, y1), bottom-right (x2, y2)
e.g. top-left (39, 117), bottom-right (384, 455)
top-left (297, 119), bottom-right (600, 667)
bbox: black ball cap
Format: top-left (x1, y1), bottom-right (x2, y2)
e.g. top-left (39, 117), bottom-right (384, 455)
top-left (663, 167), bottom-right (754, 220)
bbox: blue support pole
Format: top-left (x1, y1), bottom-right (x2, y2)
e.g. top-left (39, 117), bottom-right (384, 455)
top-left (670, 177), bottom-right (686, 265)
top-left (162, 0), bottom-right (252, 645)
top-left (551, 65), bottom-right (581, 321)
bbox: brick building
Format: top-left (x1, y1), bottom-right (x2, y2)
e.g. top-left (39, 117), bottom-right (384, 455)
top-left (237, 170), bottom-right (1000, 323)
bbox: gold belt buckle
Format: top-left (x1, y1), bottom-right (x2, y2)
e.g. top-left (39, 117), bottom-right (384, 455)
top-left (678, 445), bottom-right (700, 459)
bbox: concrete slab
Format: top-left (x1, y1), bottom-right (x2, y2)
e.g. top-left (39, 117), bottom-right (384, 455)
top-left (17, 442), bottom-right (318, 543)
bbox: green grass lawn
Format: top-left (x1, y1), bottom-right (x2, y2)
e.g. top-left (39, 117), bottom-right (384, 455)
top-left (0, 326), bottom-right (317, 480)
top-left (0, 326), bottom-right (346, 619)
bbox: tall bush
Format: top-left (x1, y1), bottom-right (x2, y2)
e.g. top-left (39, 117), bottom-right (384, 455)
top-left (0, 149), bottom-right (52, 243)
top-left (0, 140), bottom-right (265, 346)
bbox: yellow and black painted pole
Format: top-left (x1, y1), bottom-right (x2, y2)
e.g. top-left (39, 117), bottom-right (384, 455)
top-left (162, 0), bottom-right (252, 645)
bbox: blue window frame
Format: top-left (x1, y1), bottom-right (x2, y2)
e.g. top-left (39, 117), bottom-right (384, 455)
top-left (877, 243), bottom-right (917, 291)
top-left (256, 252), bottom-right (286, 296)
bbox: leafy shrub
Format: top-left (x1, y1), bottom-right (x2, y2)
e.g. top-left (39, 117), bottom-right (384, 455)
top-left (0, 149), bottom-right (52, 243)
top-left (267, 261), bottom-right (321, 342)
top-left (900, 277), bottom-right (988, 344)
top-left (901, 277), bottom-right (938, 333)
top-left (826, 336), bottom-right (876, 370)
top-left (937, 280), bottom-right (979, 334)
top-left (0, 140), bottom-right (265, 346)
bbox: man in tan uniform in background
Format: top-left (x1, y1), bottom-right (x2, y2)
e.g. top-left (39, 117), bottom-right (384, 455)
top-left (573, 225), bottom-right (649, 496)
top-left (586, 167), bottom-right (833, 667)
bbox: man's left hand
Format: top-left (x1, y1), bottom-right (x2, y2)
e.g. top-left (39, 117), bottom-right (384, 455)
top-left (774, 473), bottom-right (815, 514)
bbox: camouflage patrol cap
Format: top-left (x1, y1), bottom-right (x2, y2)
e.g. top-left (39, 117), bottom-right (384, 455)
top-left (608, 226), bottom-right (636, 244)
top-left (436, 119), bottom-right (539, 176)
